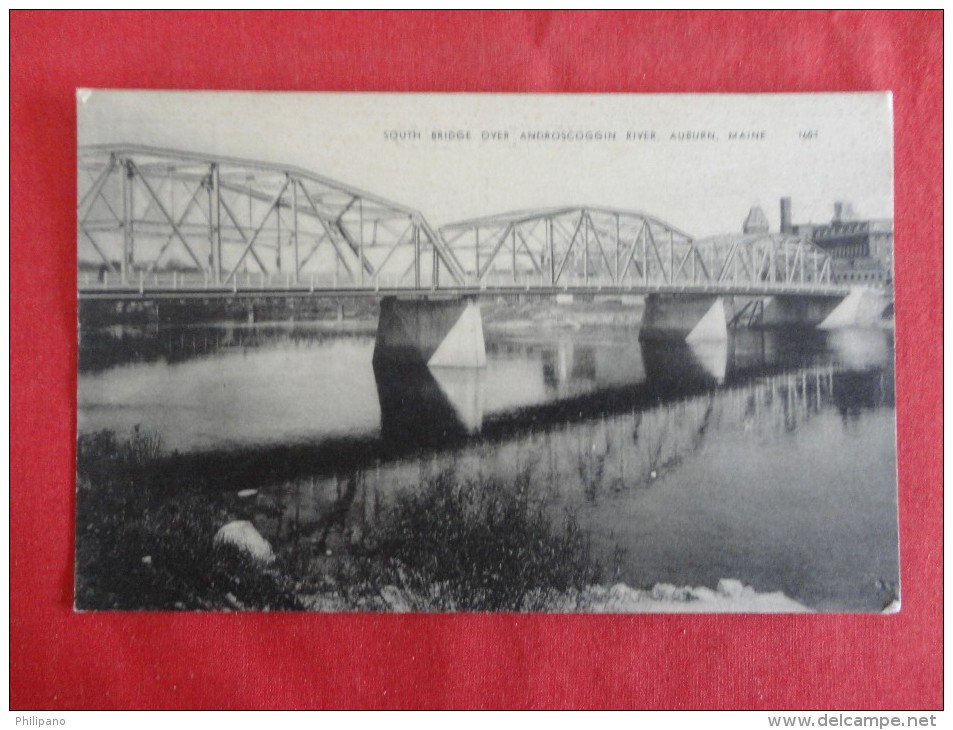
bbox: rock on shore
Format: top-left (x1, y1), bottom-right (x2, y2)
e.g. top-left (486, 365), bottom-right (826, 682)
top-left (213, 520), bottom-right (276, 564)
top-left (301, 578), bottom-right (811, 612)
top-left (575, 579), bottom-right (810, 613)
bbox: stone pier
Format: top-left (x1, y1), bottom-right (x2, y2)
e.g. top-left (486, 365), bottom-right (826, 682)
top-left (818, 288), bottom-right (892, 329)
top-left (761, 294), bottom-right (843, 328)
top-left (640, 290), bottom-right (880, 341)
top-left (372, 296), bottom-right (487, 368)
top-left (639, 294), bottom-right (732, 342)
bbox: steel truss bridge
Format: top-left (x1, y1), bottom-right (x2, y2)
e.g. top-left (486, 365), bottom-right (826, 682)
top-left (78, 145), bottom-right (846, 299)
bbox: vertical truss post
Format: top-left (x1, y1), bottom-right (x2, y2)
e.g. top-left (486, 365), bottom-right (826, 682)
top-left (641, 223), bottom-right (648, 285)
top-left (78, 153), bottom-right (116, 221)
top-left (414, 225), bottom-right (421, 288)
top-left (276, 191), bottom-right (282, 274)
top-left (247, 178), bottom-right (254, 227)
top-left (548, 218), bottom-right (555, 285)
top-left (615, 215), bottom-right (620, 283)
top-left (669, 232), bottom-right (674, 284)
top-left (224, 177), bottom-right (289, 282)
top-left (247, 178), bottom-right (253, 275)
top-left (511, 226), bottom-right (517, 283)
top-left (121, 158), bottom-right (133, 284)
top-left (432, 236), bottom-right (439, 289)
top-left (799, 242), bottom-right (805, 284)
top-left (358, 199), bottom-right (365, 287)
top-left (292, 176), bottom-right (299, 282)
top-left (210, 163), bottom-right (222, 284)
top-left (583, 213), bottom-right (589, 285)
top-left (474, 226), bottom-right (480, 280)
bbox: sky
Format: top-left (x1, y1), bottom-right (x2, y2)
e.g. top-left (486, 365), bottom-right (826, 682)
top-left (78, 91), bottom-right (894, 237)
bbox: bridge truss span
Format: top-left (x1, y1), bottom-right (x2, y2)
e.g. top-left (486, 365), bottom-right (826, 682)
top-left (77, 147), bottom-right (842, 299)
top-left (78, 144), bottom-right (466, 291)
top-left (439, 207), bottom-right (839, 295)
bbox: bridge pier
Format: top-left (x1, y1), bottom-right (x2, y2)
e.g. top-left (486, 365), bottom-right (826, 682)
top-left (818, 288), bottom-right (892, 329)
top-left (373, 296), bottom-right (487, 368)
top-left (641, 290), bottom-right (879, 342)
top-left (640, 294), bottom-right (732, 342)
top-left (760, 294), bottom-right (843, 328)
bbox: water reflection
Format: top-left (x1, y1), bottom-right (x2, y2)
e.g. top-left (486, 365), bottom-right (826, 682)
top-left (251, 360), bottom-right (896, 611)
top-left (77, 319), bottom-right (898, 610)
top-left (373, 361), bottom-right (479, 447)
top-left (79, 322), bottom-right (893, 461)
top-left (78, 321), bottom-right (376, 374)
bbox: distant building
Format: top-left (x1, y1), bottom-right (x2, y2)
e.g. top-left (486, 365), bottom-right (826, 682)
top-left (782, 200), bottom-right (893, 286)
top-left (743, 206), bottom-right (770, 234)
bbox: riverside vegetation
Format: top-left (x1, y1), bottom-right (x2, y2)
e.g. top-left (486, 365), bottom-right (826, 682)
top-left (75, 428), bottom-right (613, 611)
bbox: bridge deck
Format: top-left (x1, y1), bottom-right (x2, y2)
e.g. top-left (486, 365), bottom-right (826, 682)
top-left (78, 281), bottom-right (849, 301)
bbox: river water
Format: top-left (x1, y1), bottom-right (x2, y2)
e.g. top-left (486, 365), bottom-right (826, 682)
top-left (77, 313), bottom-right (899, 611)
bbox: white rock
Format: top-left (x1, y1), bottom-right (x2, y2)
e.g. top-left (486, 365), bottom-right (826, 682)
top-left (236, 489), bottom-right (258, 498)
top-left (579, 579), bottom-right (810, 613)
top-left (380, 586), bottom-right (412, 612)
top-left (717, 578), bottom-right (746, 598)
top-left (691, 586), bottom-right (719, 602)
top-left (650, 583), bottom-right (680, 601)
top-left (213, 520), bottom-right (275, 564)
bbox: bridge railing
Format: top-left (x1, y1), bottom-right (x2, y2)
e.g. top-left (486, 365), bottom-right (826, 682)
top-left (79, 268), bottom-right (847, 297)
top-left (78, 270), bottom-right (441, 293)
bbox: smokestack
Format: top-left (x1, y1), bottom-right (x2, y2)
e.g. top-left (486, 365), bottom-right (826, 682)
top-left (780, 197), bottom-right (792, 233)
top-left (833, 202), bottom-right (843, 223)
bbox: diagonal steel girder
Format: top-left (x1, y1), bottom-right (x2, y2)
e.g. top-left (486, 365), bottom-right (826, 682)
top-left (78, 144), bottom-right (466, 287)
top-left (128, 159), bottom-right (206, 271)
top-left (441, 206), bottom-right (695, 286)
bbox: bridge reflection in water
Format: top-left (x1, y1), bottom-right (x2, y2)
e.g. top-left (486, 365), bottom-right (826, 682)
top-left (239, 326), bottom-right (894, 611)
top-left (77, 322), bottom-right (896, 609)
top-left (371, 328), bottom-right (892, 450)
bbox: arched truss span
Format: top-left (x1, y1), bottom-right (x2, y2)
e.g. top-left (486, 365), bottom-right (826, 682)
top-left (78, 144), bottom-right (466, 288)
top-left (78, 149), bottom-right (838, 295)
top-left (440, 207), bottom-right (835, 290)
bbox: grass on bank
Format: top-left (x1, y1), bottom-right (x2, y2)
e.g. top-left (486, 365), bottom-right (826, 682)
top-left (75, 429), bottom-right (302, 610)
top-left (76, 429), bottom-right (612, 611)
top-left (347, 469), bottom-right (603, 611)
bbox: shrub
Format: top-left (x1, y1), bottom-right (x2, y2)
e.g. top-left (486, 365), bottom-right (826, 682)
top-left (75, 428), bottom-right (302, 610)
top-left (358, 469), bottom-right (602, 611)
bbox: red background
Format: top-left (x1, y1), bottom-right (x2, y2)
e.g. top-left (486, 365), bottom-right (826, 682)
top-left (10, 11), bottom-right (942, 709)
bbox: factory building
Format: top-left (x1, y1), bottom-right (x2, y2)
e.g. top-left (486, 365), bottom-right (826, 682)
top-left (777, 198), bottom-right (894, 286)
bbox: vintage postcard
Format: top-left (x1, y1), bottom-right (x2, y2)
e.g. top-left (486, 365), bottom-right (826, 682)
top-left (75, 92), bottom-right (897, 612)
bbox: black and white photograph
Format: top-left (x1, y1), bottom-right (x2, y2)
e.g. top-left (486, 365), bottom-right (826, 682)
top-left (75, 91), bottom-right (898, 613)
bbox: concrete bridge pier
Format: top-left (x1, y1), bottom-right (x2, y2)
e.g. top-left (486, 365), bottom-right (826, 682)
top-left (640, 294), bottom-right (732, 342)
top-left (641, 291), bottom-right (876, 342)
top-left (817, 288), bottom-right (892, 329)
top-left (761, 294), bottom-right (843, 328)
top-left (373, 296), bottom-right (487, 368)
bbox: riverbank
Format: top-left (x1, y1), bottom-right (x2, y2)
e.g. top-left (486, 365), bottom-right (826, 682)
top-left (302, 580), bottom-right (810, 613)
top-left (75, 428), bottom-right (604, 611)
top-left (76, 427), bottom-right (809, 612)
